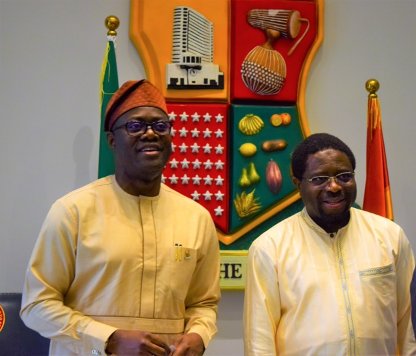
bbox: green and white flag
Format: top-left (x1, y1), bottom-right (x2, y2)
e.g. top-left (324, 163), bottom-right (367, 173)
top-left (98, 38), bottom-right (119, 178)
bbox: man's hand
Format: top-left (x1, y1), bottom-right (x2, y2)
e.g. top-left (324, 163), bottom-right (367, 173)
top-left (171, 333), bottom-right (204, 356)
top-left (106, 330), bottom-right (172, 356)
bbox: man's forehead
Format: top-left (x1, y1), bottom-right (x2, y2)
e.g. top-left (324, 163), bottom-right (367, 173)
top-left (306, 149), bottom-right (352, 170)
top-left (118, 106), bottom-right (168, 122)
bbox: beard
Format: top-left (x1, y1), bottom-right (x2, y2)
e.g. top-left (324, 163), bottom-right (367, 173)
top-left (318, 207), bottom-right (351, 224)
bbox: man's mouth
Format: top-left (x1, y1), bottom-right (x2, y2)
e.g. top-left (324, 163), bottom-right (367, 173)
top-left (139, 146), bottom-right (161, 152)
top-left (323, 198), bottom-right (344, 207)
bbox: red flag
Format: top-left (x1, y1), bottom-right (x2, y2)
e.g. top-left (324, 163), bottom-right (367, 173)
top-left (363, 95), bottom-right (394, 220)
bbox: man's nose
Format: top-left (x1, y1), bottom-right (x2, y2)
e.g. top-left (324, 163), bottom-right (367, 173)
top-left (141, 126), bottom-right (158, 139)
top-left (325, 177), bottom-right (342, 191)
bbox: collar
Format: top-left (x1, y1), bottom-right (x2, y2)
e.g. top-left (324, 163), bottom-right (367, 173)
top-left (300, 207), bottom-right (350, 238)
top-left (111, 175), bottom-right (163, 202)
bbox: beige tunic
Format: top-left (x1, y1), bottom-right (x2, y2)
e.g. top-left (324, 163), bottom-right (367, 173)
top-left (21, 176), bottom-right (220, 355)
top-left (244, 208), bottom-right (416, 356)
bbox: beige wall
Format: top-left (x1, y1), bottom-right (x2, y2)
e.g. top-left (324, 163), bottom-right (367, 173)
top-left (1, 1), bottom-right (415, 355)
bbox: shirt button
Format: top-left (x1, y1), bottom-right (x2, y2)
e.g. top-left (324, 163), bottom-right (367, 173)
top-left (92, 349), bottom-right (101, 355)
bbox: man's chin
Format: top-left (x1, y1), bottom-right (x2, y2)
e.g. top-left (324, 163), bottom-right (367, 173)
top-left (321, 209), bottom-right (351, 224)
top-left (140, 169), bottom-right (163, 182)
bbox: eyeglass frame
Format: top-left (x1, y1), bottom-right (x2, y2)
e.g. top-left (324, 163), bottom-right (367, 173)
top-left (303, 172), bottom-right (355, 189)
top-left (111, 120), bottom-right (173, 137)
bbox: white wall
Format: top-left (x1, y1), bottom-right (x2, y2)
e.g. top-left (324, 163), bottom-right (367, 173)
top-left (1, 1), bottom-right (415, 355)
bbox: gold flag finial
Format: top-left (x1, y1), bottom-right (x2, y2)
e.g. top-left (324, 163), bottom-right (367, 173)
top-left (105, 16), bottom-right (120, 36)
top-left (365, 79), bottom-right (379, 98)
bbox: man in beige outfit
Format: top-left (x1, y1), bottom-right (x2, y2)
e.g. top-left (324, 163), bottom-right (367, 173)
top-left (244, 133), bottom-right (416, 355)
top-left (21, 80), bottom-right (221, 356)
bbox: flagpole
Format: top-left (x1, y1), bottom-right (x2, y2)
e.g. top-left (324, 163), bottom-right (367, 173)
top-left (365, 79), bottom-right (379, 97)
top-left (105, 15), bottom-right (120, 37)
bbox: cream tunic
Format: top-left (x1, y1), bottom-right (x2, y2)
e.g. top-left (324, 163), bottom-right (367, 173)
top-left (244, 208), bottom-right (416, 356)
top-left (21, 176), bottom-right (220, 356)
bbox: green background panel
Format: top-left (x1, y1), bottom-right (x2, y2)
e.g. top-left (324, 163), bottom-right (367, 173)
top-left (229, 104), bottom-right (304, 232)
top-left (221, 197), bottom-right (305, 251)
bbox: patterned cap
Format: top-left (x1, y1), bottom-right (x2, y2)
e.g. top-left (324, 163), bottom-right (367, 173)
top-left (104, 79), bottom-right (168, 131)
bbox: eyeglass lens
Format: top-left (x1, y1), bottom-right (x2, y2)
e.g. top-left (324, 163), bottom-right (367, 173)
top-left (126, 121), bottom-right (171, 136)
top-left (309, 172), bottom-right (354, 187)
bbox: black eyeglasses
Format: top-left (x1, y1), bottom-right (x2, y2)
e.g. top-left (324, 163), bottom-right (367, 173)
top-left (111, 121), bottom-right (173, 137)
top-left (303, 172), bottom-right (355, 189)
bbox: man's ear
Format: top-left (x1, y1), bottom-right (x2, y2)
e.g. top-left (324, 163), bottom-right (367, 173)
top-left (106, 131), bottom-right (115, 150)
top-left (292, 176), bottom-right (301, 190)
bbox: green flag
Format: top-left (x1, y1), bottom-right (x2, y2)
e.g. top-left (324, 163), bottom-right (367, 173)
top-left (98, 39), bottom-right (119, 178)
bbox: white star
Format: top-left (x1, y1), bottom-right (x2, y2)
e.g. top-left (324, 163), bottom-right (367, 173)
top-left (181, 174), bottom-right (190, 184)
top-left (192, 159), bottom-right (202, 169)
top-left (191, 112), bottom-right (200, 122)
top-left (192, 175), bottom-right (202, 185)
top-left (168, 112), bottom-right (177, 121)
top-left (203, 175), bottom-right (213, 185)
top-left (203, 128), bottom-right (212, 138)
top-left (171, 143), bottom-right (176, 152)
top-left (171, 128), bottom-right (176, 137)
top-left (215, 114), bottom-right (224, 123)
top-left (203, 144), bottom-right (212, 154)
top-left (180, 159), bottom-right (190, 169)
top-left (191, 191), bottom-right (201, 201)
top-left (179, 127), bottom-right (188, 137)
top-left (215, 144), bottom-right (224, 154)
top-left (214, 129), bottom-right (224, 138)
top-left (215, 191), bottom-right (225, 201)
top-left (204, 160), bottom-right (213, 169)
top-left (215, 175), bottom-right (224, 185)
top-left (203, 191), bottom-right (213, 200)
top-left (169, 158), bottom-right (179, 169)
top-left (214, 206), bottom-right (224, 216)
top-left (179, 143), bottom-right (188, 153)
top-left (203, 113), bottom-right (212, 122)
top-left (190, 143), bottom-right (200, 153)
top-left (180, 112), bottom-right (189, 121)
top-left (169, 175), bottom-right (179, 184)
top-left (161, 175), bottom-right (166, 183)
top-left (215, 160), bottom-right (225, 170)
top-left (191, 128), bottom-right (200, 138)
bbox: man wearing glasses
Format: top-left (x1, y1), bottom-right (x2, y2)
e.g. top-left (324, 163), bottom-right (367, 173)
top-left (21, 80), bottom-right (220, 356)
top-left (244, 133), bottom-right (416, 355)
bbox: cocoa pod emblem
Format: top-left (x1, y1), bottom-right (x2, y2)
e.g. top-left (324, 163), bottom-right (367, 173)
top-left (266, 159), bottom-right (282, 194)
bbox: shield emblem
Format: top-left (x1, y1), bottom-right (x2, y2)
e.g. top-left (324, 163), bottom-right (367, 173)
top-left (130, 0), bottom-right (323, 286)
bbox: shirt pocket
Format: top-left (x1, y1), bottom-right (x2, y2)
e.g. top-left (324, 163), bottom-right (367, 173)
top-left (170, 246), bottom-right (197, 300)
top-left (358, 263), bottom-right (395, 297)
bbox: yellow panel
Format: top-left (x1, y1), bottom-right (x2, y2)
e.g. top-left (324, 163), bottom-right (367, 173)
top-left (220, 251), bottom-right (248, 290)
